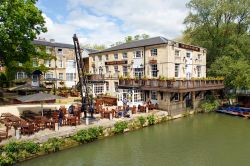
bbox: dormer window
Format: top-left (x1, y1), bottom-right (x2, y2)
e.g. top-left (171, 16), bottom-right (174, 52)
top-left (57, 48), bottom-right (63, 55)
top-left (122, 52), bottom-right (127, 59)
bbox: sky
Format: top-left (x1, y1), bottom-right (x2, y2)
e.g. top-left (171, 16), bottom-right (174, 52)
top-left (37, 0), bottom-right (189, 46)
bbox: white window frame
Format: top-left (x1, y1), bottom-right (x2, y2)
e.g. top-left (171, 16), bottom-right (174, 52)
top-left (175, 50), bottom-right (180, 57)
top-left (122, 52), bottom-right (127, 59)
top-left (58, 59), bottom-right (63, 68)
top-left (197, 66), bottom-right (201, 77)
top-left (150, 48), bottom-right (157, 56)
top-left (66, 60), bottom-right (76, 69)
top-left (151, 91), bottom-right (157, 100)
top-left (134, 50), bottom-right (142, 58)
top-left (105, 55), bottom-right (109, 61)
top-left (45, 73), bottom-right (53, 79)
top-left (58, 73), bottom-right (63, 80)
top-left (16, 72), bottom-right (26, 79)
top-left (123, 66), bottom-right (128, 76)
top-left (98, 56), bottom-right (102, 61)
top-left (45, 60), bottom-right (51, 67)
top-left (105, 66), bottom-right (109, 73)
top-left (94, 83), bottom-right (104, 94)
top-left (114, 65), bottom-right (118, 73)
top-left (186, 52), bottom-right (191, 58)
top-left (175, 64), bottom-right (180, 78)
top-left (151, 64), bottom-right (158, 78)
top-left (66, 73), bottom-right (75, 81)
top-left (114, 53), bottom-right (118, 60)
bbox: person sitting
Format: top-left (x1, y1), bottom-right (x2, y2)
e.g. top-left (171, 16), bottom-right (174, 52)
top-left (68, 104), bottom-right (74, 114)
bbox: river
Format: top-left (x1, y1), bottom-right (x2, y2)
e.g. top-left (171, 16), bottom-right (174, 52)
top-left (17, 113), bottom-right (250, 166)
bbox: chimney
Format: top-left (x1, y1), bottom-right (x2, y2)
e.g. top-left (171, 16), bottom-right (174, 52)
top-left (50, 39), bottom-right (55, 43)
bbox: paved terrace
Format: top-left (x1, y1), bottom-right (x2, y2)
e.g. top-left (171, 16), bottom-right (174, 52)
top-left (0, 110), bottom-right (170, 145)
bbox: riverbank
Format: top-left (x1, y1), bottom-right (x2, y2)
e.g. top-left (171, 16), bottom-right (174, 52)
top-left (0, 109), bottom-right (196, 165)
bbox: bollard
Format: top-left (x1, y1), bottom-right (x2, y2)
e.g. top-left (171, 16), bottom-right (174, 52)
top-left (16, 129), bottom-right (21, 139)
top-left (109, 113), bottom-right (113, 120)
top-left (146, 107), bottom-right (149, 113)
top-left (55, 123), bottom-right (59, 131)
top-left (86, 117), bottom-right (89, 125)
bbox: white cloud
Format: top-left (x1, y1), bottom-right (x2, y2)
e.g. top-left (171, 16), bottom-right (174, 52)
top-left (39, 0), bottom-right (189, 46)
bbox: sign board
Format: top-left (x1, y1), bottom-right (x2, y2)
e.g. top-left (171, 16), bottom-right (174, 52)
top-left (149, 59), bottom-right (157, 64)
top-left (105, 60), bottom-right (128, 65)
top-left (179, 43), bottom-right (200, 52)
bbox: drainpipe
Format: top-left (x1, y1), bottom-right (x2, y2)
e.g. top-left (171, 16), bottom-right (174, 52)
top-left (143, 46), bottom-right (146, 102)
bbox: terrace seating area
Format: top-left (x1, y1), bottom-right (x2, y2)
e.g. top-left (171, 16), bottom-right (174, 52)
top-left (0, 105), bottom-right (83, 142)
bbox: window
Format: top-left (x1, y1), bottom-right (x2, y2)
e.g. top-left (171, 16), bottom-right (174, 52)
top-left (175, 64), bottom-right (180, 77)
top-left (150, 48), bottom-right (157, 56)
top-left (16, 72), bottom-right (26, 79)
top-left (59, 73), bottom-right (63, 80)
top-left (94, 83), bottom-right (104, 94)
top-left (175, 50), bottom-right (180, 57)
top-left (45, 73), bottom-right (53, 79)
top-left (66, 73), bottom-right (75, 81)
top-left (92, 56), bottom-right (95, 62)
top-left (45, 60), bottom-right (51, 67)
top-left (114, 53), bottom-right (118, 60)
top-left (197, 66), bottom-right (201, 77)
top-left (66, 60), bottom-right (76, 68)
top-left (59, 59), bottom-right (63, 68)
top-left (114, 65), bottom-right (118, 73)
top-left (99, 66), bottom-right (103, 74)
top-left (151, 91), bottom-right (157, 100)
top-left (92, 67), bottom-right (96, 74)
top-left (18, 63), bottom-right (23, 67)
top-left (123, 66), bottom-right (128, 76)
top-left (134, 90), bottom-right (143, 102)
top-left (57, 48), bottom-right (63, 55)
top-left (174, 93), bottom-right (179, 101)
top-left (105, 55), bottom-right (109, 61)
top-left (186, 52), bottom-right (191, 58)
top-left (105, 66), bottom-right (109, 74)
top-left (160, 92), bottom-right (164, 100)
top-left (122, 52), bottom-right (127, 59)
top-left (114, 82), bottom-right (118, 92)
top-left (98, 56), bottom-right (102, 61)
top-left (106, 82), bottom-right (109, 91)
top-left (134, 50), bottom-right (142, 58)
top-left (134, 68), bottom-right (144, 79)
top-left (198, 54), bottom-right (201, 60)
top-left (151, 64), bottom-right (158, 77)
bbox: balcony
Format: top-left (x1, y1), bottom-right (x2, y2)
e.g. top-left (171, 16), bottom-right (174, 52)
top-left (118, 79), bottom-right (224, 92)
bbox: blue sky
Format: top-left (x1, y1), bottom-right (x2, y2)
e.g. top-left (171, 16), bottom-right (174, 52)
top-left (37, 0), bottom-right (189, 46)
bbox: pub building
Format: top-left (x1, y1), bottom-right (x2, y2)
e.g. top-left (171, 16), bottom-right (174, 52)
top-left (88, 36), bottom-right (224, 114)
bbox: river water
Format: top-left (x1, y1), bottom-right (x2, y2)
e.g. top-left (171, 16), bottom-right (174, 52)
top-left (18, 113), bottom-right (250, 166)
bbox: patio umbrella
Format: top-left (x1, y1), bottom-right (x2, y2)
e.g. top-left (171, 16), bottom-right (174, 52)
top-left (16, 92), bottom-right (65, 116)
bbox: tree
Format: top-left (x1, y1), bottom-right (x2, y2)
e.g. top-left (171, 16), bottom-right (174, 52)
top-left (82, 44), bottom-right (106, 50)
top-left (208, 56), bottom-right (250, 89)
top-left (0, 0), bottom-right (47, 79)
top-left (184, 0), bottom-right (250, 67)
top-left (111, 34), bottom-right (150, 46)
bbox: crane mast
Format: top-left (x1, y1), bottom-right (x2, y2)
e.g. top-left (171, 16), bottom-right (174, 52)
top-left (72, 34), bottom-right (90, 118)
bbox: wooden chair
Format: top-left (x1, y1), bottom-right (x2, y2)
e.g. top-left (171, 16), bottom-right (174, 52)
top-left (21, 123), bottom-right (35, 135)
top-left (0, 130), bottom-right (8, 142)
top-left (69, 116), bottom-right (77, 126)
top-left (132, 106), bottom-right (137, 114)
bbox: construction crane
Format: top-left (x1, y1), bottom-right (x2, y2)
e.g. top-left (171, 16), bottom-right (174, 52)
top-left (72, 34), bottom-right (93, 118)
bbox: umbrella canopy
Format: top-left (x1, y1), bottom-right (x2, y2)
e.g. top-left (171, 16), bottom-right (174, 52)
top-left (16, 92), bottom-right (65, 116)
top-left (8, 84), bottom-right (45, 92)
top-left (16, 92), bottom-right (64, 103)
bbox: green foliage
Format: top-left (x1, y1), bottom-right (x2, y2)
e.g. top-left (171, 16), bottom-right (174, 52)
top-left (147, 115), bottom-right (155, 125)
top-left (138, 116), bottom-right (146, 127)
top-left (208, 56), bottom-right (250, 89)
top-left (73, 127), bottom-right (103, 143)
top-left (113, 121), bottom-right (128, 134)
top-left (0, 0), bottom-right (48, 80)
top-left (111, 34), bottom-right (150, 46)
top-left (1, 141), bottom-right (40, 165)
top-left (184, 0), bottom-right (250, 67)
top-left (42, 138), bottom-right (65, 153)
top-left (82, 44), bottom-right (106, 50)
top-left (200, 96), bottom-right (220, 112)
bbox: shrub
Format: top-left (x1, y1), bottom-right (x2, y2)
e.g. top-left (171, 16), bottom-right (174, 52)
top-left (200, 96), bottom-right (220, 112)
top-left (73, 127), bottom-right (103, 143)
top-left (161, 116), bottom-right (168, 122)
top-left (113, 121), bottom-right (128, 134)
top-left (138, 116), bottom-right (146, 127)
top-left (147, 115), bottom-right (155, 125)
top-left (42, 138), bottom-right (65, 153)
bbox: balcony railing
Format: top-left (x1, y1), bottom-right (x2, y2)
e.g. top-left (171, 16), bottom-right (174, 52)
top-left (119, 79), bottom-right (224, 92)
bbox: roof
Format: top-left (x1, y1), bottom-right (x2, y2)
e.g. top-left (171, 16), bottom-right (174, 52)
top-left (33, 40), bottom-right (75, 49)
top-left (90, 36), bottom-right (168, 54)
top-left (33, 40), bottom-right (98, 53)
